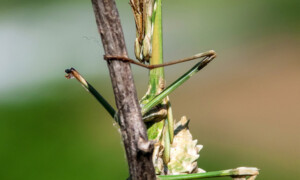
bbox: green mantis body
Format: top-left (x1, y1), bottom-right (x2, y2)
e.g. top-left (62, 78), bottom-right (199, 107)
top-left (130, 0), bottom-right (215, 173)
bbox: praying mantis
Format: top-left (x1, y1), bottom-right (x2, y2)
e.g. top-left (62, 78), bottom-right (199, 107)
top-left (65, 0), bottom-right (258, 179)
top-left (129, 0), bottom-right (215, 174)
top-left (67, 0), bottom-right (215, 175)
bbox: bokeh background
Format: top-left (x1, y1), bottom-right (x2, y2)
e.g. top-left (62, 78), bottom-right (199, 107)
top-left (1, 0), bottom-right (299, 179)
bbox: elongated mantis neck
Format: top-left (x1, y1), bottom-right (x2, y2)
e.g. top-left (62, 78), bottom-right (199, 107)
top-left (147, 0), bottom-right (173, 164)
top-left (149, 0), bottom-right (164, 97)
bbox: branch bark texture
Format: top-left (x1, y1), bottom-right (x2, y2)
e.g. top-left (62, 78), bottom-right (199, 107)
top-left (91, 0), bottom-right (156, 179)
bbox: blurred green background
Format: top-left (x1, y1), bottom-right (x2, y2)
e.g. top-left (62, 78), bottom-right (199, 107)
top-left (1, 0), bottom-right (299, 179)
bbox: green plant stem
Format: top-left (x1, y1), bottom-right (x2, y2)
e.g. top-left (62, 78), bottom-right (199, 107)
top-left (157, 167), bottom-right (259, 180)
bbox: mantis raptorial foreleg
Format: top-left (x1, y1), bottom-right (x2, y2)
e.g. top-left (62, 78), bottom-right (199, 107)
top-left (143, 104), bottom-right (168, 122)
top-left (130, 0), bottom-right (155, 62)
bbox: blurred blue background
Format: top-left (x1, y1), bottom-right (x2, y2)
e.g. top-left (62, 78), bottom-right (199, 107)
top-left (0, 0), bottom-right (299, 179)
